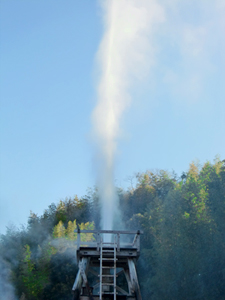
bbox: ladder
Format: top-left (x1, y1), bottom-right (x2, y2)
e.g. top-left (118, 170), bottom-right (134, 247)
top-left (99, 236), bottom-right (117, 300)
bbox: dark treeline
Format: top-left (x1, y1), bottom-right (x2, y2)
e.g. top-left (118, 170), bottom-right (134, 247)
top-left (0, 158), bottom-right (225, 299)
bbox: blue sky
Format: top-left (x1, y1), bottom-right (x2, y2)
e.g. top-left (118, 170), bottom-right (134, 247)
top-left (0, 0), bottom-right (224, 233)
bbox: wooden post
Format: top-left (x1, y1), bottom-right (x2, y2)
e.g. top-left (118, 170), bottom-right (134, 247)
top-left (97, 232), bottom-right (100, 251)
top-left (128, 258), bottom-right (142, 300)
top-left (117, 233), bottom-right (120, 252)
top-left (77, 224), bottom-right (80, 251)
top-left (72, 258), bottom-right (89, 296)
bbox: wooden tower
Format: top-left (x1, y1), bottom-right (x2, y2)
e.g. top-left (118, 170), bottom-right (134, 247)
top-left (72, 229), bottom-right (143, 300)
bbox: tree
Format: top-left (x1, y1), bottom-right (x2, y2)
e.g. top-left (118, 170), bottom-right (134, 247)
top-left (53, 220), bottom-right (66, 239)
top-left (67, 220), bottom-right (77, 240)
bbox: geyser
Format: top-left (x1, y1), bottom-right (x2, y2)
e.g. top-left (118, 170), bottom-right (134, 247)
top-left (92, 0), bottom-right (165, 230)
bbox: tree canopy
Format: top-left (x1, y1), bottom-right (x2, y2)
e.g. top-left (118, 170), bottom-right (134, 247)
top-left (0, 158), bottom-right (225, 299)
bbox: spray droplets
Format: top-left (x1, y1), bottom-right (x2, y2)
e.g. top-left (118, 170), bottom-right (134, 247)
top-left (92, 0), bottom-right (165, 230)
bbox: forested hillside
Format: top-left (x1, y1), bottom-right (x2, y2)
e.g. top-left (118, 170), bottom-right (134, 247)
top-left (1, 158), bottom-right (225, 300)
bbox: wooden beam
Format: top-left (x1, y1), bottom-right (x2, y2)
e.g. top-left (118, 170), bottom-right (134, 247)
top-left (128, 258), bottom-right (142, 300)
top-left (74, 229), bottom-right (143, 235)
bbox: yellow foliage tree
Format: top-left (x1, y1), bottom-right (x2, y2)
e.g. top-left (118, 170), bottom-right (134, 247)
top-left (52, 220), bottom-right (95, 242)
top-left (66, 220), bottom-right (77, 240)
top-left (80, 221), bottom-right (95, 241)
top-left (53, 220), bottom-right (66, 238)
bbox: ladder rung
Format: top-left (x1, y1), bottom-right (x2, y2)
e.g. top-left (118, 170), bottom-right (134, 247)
top-left (100, 258), bottom-right (117, 261)
top-left (102, 242), bottom-right (115, 245)
top-left (98, 292), bottom-right (118, 295)
top-left (102, 283), bottom-right (115, 286)
top-left (102, 250), bottom-right (114, 252)
top-left (98, 275), bottom-right (118, 277)
top-left (102, 266), bottom-right (114, 269)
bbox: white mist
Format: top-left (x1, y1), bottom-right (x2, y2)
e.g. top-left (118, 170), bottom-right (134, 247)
top-left (92, 0), bottom-right (165, 230)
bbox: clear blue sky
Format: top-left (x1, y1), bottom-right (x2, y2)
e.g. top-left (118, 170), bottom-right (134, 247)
top-left (0, 0), bottom-right (224, 234)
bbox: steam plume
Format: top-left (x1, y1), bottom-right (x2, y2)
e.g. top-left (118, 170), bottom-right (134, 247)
top-left (92, 0), bottom-right (165, 230)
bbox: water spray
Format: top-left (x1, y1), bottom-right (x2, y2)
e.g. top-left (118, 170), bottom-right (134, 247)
top-left (92, 0), bottom-right (165, 230)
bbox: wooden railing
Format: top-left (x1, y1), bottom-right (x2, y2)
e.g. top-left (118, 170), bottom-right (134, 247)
top-left (74, 228), bottom-right (143, 252)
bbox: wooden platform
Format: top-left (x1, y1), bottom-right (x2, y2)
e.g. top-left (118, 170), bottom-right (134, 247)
top-left (72, 230), bottom-right (143, 300)
top-left (78, 246), bottom-right (139, 264)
